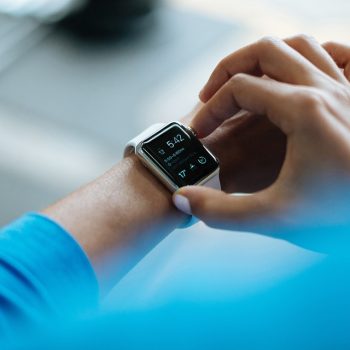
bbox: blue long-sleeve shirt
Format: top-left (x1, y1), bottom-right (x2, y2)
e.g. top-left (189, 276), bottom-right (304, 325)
top-left (0, 213), bottom-right (98, 339)
top-left (1, 213), bottom-right (350, 349)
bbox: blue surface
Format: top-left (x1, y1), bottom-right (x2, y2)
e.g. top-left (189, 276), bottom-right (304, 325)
top-left (1, 215), bottom-right (350, 349)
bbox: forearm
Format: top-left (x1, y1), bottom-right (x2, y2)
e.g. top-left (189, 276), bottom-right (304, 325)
top-left (43, 155), bottom-right (186, 292)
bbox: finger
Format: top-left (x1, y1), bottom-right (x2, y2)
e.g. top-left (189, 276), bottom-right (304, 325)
top-left (285, 35), bottom-right (348, 83)
top-left (192, 73), bottom-right (310, 137)
top-left (323, 41), bottom-right (350, 68)
top-left (180, 101), bottom-right (204, 125)
top-left (199, 36), bottom-right (322, 102)
top-left (173, 186), bottom-right (277, 231)
top-left (323, 41), bottom-right (350, 81)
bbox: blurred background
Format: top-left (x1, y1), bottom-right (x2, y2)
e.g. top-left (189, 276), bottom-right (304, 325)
top-left (1, 0), bottom-right (350, 315)
top-left (1, 0), bottom-right (349, 225)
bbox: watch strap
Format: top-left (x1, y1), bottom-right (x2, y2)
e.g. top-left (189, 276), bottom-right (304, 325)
top-left (203, 171), bottom-right (221, 190)
top-left (124, 123), bottom-right (166, 157)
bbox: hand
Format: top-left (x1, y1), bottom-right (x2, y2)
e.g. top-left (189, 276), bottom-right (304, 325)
top-left (173, 35), bottom-right (350, 233)
top-left (183, 104), bottom-right (286, 194)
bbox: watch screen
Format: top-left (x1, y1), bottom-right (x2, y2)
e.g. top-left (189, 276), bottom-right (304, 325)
top-left (141, 123), bottom-right (219, 187)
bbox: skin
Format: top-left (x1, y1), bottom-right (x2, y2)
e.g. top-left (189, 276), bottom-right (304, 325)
top-left (43, 107), bottom-right (284, 293)
top-left (174, 35), bottom-right (350, 233)
top-left (323, 41), bottom-right (350, 81)
top-left (43, 35), bottom-right (350, 293)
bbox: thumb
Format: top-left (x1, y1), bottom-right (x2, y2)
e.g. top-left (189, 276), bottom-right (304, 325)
top-left (173, 186), bottom-right (276, 231)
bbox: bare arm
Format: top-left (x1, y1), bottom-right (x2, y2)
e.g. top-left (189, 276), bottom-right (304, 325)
top-left (43, 155), bottom-right (185, 293)
top-left (41, 94), bottom-right (287, 294)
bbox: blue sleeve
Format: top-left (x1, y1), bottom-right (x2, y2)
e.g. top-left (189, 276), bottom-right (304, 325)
top-left (0, 213), bottom-right (99, 337)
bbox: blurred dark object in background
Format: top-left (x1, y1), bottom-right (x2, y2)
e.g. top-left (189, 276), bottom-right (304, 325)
top-left (59, 0), bottom-right (158, 38)
top-left (0, 0), bottom-right (158, 40)
top-left (59, 0), bottom-right (159, 39)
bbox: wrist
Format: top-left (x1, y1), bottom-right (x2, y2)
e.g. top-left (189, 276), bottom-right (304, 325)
top-left (43, 154), bottom-right (186, 291)
top-left (110, 154), bottom-right (186, 233)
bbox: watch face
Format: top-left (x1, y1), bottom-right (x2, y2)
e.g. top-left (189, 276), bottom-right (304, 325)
top-left (141, 122), bottom-right (219, 188)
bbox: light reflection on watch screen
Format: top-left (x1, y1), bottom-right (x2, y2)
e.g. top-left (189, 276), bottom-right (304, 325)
top-left (142, 123), bottom-right (218, 187)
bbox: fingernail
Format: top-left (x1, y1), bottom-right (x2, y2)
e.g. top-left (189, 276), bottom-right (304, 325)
top-left (173, 194), bottom-right (192, 215)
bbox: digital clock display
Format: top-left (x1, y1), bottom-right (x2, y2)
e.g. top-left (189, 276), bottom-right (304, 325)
top-left (141, 122), bottom-right (219, 187)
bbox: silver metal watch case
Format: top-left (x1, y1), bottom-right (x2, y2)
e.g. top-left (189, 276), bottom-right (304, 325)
top-left (125, 121), bottom-right (220, 192)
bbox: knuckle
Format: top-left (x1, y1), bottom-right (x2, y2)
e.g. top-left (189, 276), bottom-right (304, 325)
top-left (292, 33), bottom-right (317, 47)
top-left (258, 36), bottom-right (282, 50)
top-left (297, 89), bottom-right (324, 112)
top-left (293, 89), bottom-right (326, 125)
top-left (229, 73), bottom-right (247, 86)
top-left (322, 40), bottom-right (334, 49)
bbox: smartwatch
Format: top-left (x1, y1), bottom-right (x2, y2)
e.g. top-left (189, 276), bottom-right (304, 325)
top-left (124, 121), bottom-right (220, 227)
top-left (124, 121), bottom-right (220, 193)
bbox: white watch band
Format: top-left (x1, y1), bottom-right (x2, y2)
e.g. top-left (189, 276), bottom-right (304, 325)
top-left (124, 123), bottom-right (166, 157)
top-left (203, 171), bottom-right (221, 190)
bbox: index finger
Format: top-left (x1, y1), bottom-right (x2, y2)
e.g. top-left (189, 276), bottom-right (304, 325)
top-left (192, 74), bottom-right (312, 137)
top-left (200, 36), bottom-right (323, 102)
